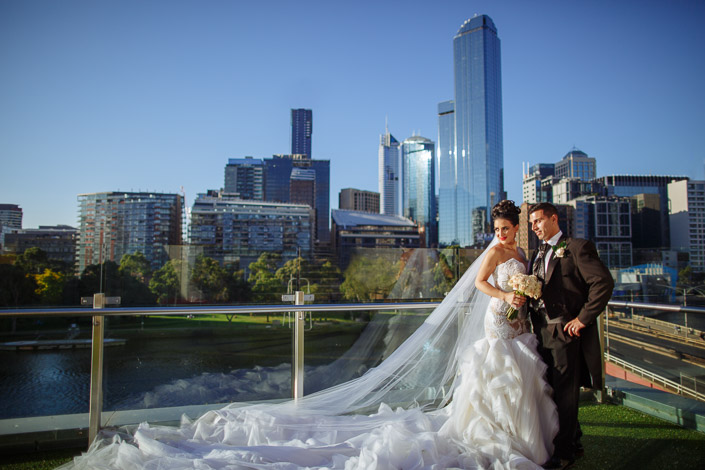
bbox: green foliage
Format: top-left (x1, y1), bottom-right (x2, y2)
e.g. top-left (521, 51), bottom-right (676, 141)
top-left (79, 260), bottom-right (155, 306)
top-left (340, 254), bottom-right (400, 301)
top-left (191, 255), bottom-right (230, 302)
top-left (248, 253), bottom-right (285, 302)
top-left (150, 259), bottom-right (183, 304)
top-left (119, 251), bottom-right (152, 283)
top-left (32, 268), bottom-right (66, 305)
top-left (677, 266), bottom-right (693, 287)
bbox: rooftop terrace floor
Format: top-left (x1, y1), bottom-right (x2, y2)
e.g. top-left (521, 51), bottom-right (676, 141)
top-left (1, 400), bottom-right (704, 470)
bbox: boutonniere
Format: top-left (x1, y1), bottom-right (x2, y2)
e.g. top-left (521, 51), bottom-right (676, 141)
top-left (552, 241), bottom-right (568, 258)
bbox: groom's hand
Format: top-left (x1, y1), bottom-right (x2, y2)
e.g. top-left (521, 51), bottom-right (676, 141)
top-left (564, 318), bottom-right (586, 337)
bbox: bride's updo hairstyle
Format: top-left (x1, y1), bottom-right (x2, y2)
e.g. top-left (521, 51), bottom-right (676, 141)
top-left (491, 199), bottom-right (521, 226)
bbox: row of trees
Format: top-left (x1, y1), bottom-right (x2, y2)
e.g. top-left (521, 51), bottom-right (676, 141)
top-left (0, 247), bottom-right (472, 308)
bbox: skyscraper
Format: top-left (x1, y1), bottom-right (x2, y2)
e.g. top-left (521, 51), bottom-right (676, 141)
top-left (291, 109), bottom-right (313, 158)
top-left (378, 129), bottom-right (401, 216)
top-left (439, 15), bottom-right (504, 246)
top-left (437, 101), bottom-right (455, 245)
top-left (402, 136), bottom-right (437, 247)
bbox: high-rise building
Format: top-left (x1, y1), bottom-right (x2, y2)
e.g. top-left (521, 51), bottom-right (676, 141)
top-left (291, 108), bottom-right (313, 158)
top-left (263, 154), bottom-right (330, 243)
top-left (0, 204), bottom-right (22, 230)
top-left (76, 192), bottom-right (183, 273)
top-left (437, 101), bottom-right (455, 244)
top-left (224, 157), bottom-right (265, 200)
top-left (439, 14), bottom-right (504, 246)
top-left (668, 179), bottom-right (705, 272)
top-left (379, 129), bottom-right (401, 216)
top-left (555, 149), bottom-right (596, 180)
top-left (339, 188), bottom-right (380, 214)
top-left (402, 136), bottom-right (437, 247)
top-left (290, 168), bottom-right (316, 209)
top-left (189, 192), bottom-right (314, 269)
top-left (0, 203), bottom-right (23, 251)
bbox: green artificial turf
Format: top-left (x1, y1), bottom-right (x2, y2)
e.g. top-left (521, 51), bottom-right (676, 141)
top-left (575, 403), bottom-right (705, 469)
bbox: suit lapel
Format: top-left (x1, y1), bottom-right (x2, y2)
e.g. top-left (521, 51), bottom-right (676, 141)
top-left (545, 235), bottom-right (567, 283)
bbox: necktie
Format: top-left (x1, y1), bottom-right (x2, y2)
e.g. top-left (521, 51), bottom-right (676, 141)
top-left (534, 243), bottom-right (548, 280)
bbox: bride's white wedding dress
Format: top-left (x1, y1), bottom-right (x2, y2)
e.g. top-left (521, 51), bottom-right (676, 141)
top-left (61, 255), bottom-right (558, 470)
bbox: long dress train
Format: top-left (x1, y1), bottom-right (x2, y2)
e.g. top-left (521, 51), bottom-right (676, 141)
top-left (60, 252), bottom-right (558, 470)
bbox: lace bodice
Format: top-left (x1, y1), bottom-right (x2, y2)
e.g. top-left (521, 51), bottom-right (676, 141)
top-left (485, 258), bottom-right (531, 339)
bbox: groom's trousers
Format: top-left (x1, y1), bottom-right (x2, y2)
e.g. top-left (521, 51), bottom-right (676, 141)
top-left (532, 310), bottom-right (582, 459)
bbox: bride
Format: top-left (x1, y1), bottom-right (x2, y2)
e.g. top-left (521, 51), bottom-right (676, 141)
top-left (61, 200), bottom-right (558, 470)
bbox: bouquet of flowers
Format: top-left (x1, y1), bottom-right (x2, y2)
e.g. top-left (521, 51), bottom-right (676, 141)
top-left (505, 273), bottom-right (542, 320)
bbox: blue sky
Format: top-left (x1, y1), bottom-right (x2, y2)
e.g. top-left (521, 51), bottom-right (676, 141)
top-left (1, 0), bottom-right (704, 228)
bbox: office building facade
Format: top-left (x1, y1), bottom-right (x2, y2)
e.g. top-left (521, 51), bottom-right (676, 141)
top-left (439, 14), bottom-right (504, 246)
top-left (330, 209), bottom-right (420, 269)
top-left (437, 101), bottom-right (455, 244)
top-left (402, 136), bottom-right (437, 246)
top-left (4, 225), bottom-right (77, 266)
top-left (339, 188), bottom-right (380, 214)
top-left (291, 108), bottom-right (313, 158)
top-left (555, 149), bottom-right (596, 180)
top-left (76, 192), bottom-right (184, 273)
top-left (379, 130), bottom-right (401, 217)
top-left (263, 154), bottom-right (330, 243)
top-left (668, 179), bottom-right (705, 273)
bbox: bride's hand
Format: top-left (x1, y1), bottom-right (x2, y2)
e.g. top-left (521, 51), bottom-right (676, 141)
top-left (504, 292), bottom-right (526, 308)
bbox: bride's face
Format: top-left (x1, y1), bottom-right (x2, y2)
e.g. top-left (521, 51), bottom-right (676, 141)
top-left (494, 218), bottom-right (519, 245)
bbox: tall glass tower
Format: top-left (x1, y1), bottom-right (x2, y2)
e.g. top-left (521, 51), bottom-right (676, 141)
top-left (402, 136), bottom-right (437, 247)
top-left (291, 109), bottom-right (313, 158)
top-left (439, 15), bottom-right (504, 247)
top-left (378, 129), bottom-right (401, 216)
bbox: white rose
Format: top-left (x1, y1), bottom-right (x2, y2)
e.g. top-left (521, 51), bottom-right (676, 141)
top-left (555, 247), bottom-right (566, 258)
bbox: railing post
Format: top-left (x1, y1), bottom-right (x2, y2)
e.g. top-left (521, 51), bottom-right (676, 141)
top-left (598, 310), bottom-right (607, 403)
top-left (292, 291), bottom-right (305, 399)
top-left (88, 293), bottom-right (105, 445)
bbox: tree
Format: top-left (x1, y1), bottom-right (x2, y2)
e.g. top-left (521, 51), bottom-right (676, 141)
top-left (150, 259), bottom-right (183, 304)
top-left (248, 253), bottom-right (284, 302)
top-left (119, 252), bottom-right (152, 284)
top-left (32, 268), bottom-right (66, 305)
top-left (340, 254), bottom-right (400, 301)
top-left (191, 255), bottom-right (230, 303)
top-left (0, 264), bottom-right (37, 306)
top-left (80, 260), bottom-right (155, 306)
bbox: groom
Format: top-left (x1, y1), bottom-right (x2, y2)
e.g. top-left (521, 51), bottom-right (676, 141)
top-left (528, 203), bottom-right (614, 469)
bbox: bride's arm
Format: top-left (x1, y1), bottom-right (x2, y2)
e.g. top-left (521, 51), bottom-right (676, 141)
top-left (474, 247), bottom-right (525, 309)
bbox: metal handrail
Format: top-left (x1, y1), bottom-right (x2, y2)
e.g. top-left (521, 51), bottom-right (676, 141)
top-left (1, 300), bottom-right (703, 318)
top-left (0, 301), bottom-right (441, 318)
top-left (1, 298), bottom-right (703, 445)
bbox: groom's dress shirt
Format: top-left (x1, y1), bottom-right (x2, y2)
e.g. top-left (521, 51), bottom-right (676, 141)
top-left (543, 231), bottom-right (563, 274)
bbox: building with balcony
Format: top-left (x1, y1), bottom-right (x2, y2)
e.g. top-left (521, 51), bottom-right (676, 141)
top-left (402, 136), bottom-right (437, 247)
top-left (0, 203), bottom-right (23, 251)
top-left (76, 192), bottom-right (184, 273)
top-left (189, 192), bottom-right (314, 269)
top-left (339, 188), bottom-right (380, 214)
top-left (224, 157), bottom-right (265, 200)
top-left (668, 179), bottom-right (705, 273)
top-left (331, 209), bottom-right (420, 268)
top-left (3, 225), bottom-right (77, 266)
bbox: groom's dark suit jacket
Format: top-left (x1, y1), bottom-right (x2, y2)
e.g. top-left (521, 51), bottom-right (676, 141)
top-left (530, 236), bottom-right (614, 388)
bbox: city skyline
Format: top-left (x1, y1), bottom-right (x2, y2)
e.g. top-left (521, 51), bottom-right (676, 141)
top-left (1, 0), bottom-right (704, 228)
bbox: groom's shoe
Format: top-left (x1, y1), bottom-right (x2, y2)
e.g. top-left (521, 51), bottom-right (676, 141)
top-left (542, 455), bottom-right (576, 470)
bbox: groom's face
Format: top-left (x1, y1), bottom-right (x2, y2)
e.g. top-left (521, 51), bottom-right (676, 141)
top-left (529, 210), bottom-right (560, 242)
